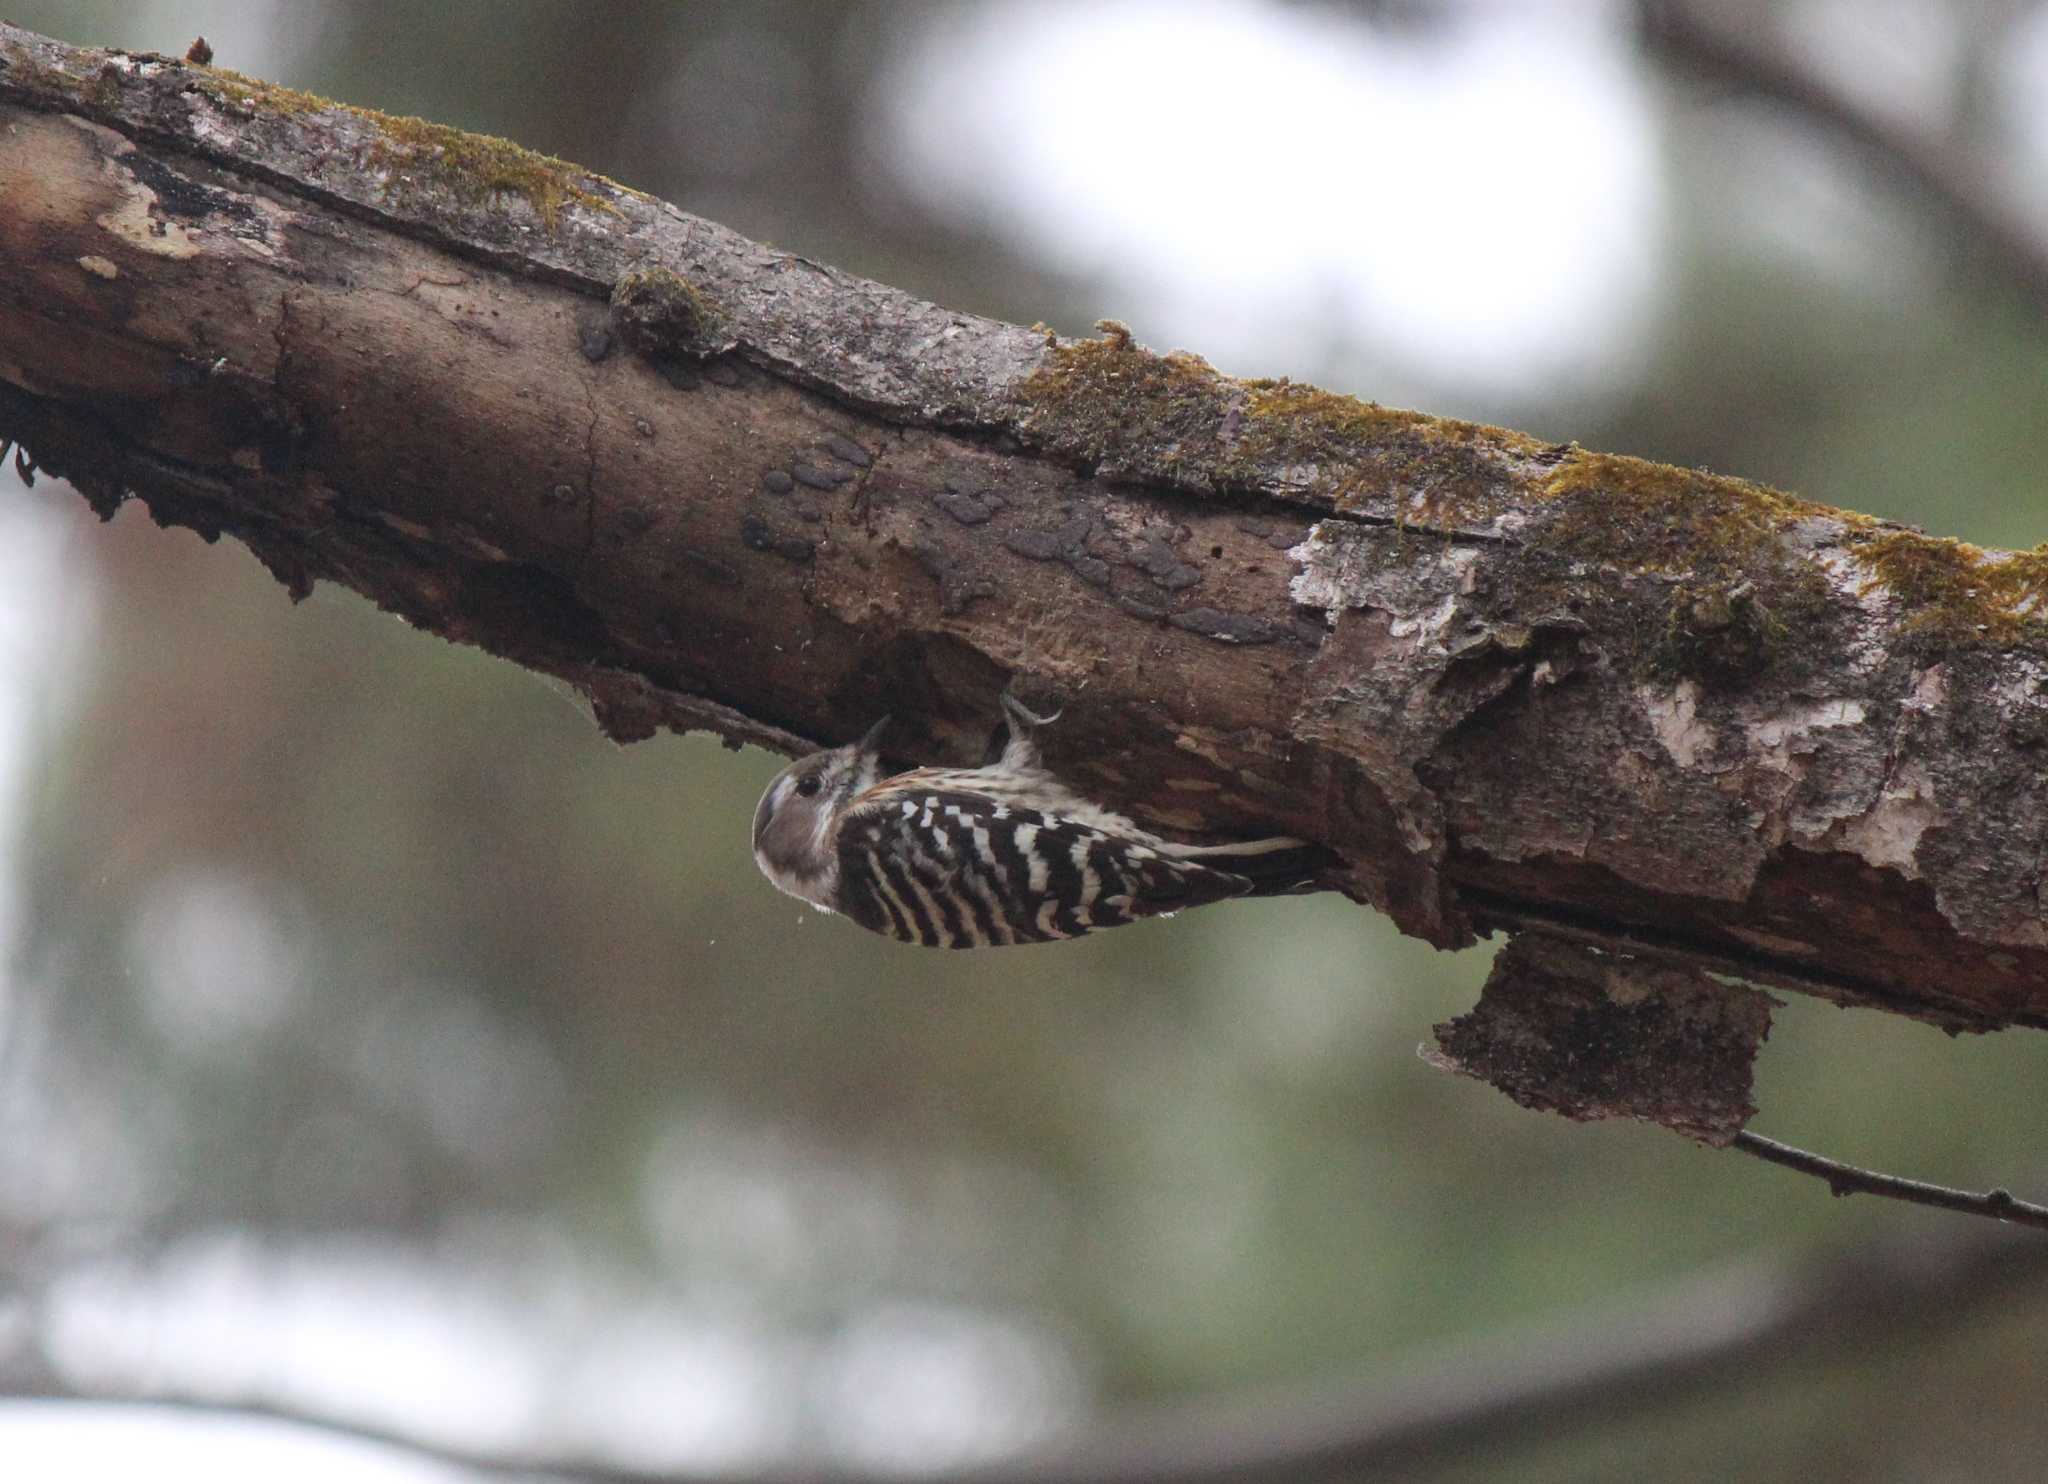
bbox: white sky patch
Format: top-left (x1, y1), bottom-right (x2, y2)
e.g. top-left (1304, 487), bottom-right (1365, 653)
top-left (129, 871), bottom-right (312, 1053)
top-left (36, 1218), bottom-right (1081, 1474)
top-left (812, 1302), bottom-right (1081, 1472)
top-left (552, 1311), bottom-right (793, 1472)
top-left (0, 1403), bottom-right (466, 1484)
top-left (881, 0), bottom-right (1663, 400)
top-left (41, 1238), bottom-right (549, 1456)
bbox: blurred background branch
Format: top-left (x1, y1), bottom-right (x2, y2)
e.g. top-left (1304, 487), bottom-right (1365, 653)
top-left (1643, 0), bottom-right (2048, 304)
top-left (7, 1222), bottom-right (2046, 1484)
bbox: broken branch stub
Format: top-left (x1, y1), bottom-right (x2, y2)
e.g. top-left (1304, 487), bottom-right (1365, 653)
top-left (1428, 935), bottom-right (1778, 1146)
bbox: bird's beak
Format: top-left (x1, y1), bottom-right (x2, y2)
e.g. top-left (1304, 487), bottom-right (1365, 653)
top-left (858, 714), bottom-right (892, 759)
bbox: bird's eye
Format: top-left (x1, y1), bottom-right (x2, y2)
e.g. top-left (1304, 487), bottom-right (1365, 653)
top-left (794, 774), bottom-right (823, 798)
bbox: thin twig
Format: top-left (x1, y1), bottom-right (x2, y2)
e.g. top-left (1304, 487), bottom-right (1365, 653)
top-left (1731, 1130), bottom-right (2048, 1231)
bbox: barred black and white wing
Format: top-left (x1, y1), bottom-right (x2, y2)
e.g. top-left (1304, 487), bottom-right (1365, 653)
top-left (835, 779), bottom-right (1324, 948)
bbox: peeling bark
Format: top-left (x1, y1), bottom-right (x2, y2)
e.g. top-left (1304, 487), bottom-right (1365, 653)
top-left (5, 21), bottom-right (2048, 1091)
top-left (1428, 936), bottom-right (1776, 1145)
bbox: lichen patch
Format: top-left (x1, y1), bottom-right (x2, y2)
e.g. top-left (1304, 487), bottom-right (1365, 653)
top-left (1832, 761), bottom-right (1937, 875)
top-left (1640, 680), bottom-right (1710, 770)
top-left (1745, 698), bottom-right (1867, 756)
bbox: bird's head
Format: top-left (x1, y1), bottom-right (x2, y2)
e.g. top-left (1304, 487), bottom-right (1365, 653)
top-left (751, 716), bottom-right (891, 909)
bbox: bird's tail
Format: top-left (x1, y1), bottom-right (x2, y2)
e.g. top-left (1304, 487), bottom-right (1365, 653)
top-left (1161, 837), bottom-right (1339, 896)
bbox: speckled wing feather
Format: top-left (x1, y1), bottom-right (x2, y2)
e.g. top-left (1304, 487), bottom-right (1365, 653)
top-left (836, 782), bottom-right (1261, 948)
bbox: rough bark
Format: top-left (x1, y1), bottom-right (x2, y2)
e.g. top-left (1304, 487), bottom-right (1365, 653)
top-left (5, 25), bottom-right (2048, 1139)
top-left (1428, 937), bottom-right (1777, 1147)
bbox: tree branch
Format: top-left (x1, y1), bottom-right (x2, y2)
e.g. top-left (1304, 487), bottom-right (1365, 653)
top-left (1731, 1130), bottom-right (2048, 1230)
top-left (5, 21), bottom-right (2048, 1122)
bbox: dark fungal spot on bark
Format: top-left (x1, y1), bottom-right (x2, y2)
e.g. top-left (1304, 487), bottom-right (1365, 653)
top-left (822, 434), bottom-right (872, 467)
top-left (936, 489), bottom-right (997, 524)
top-left (912, 539), bottom-right (996, 616)
top-left (1003, 529), bottom-right (1067, 561)
top-left (1167, 608), bottom-right (1281, 644)
top-left (1071, 556), bottom-right (1111, 588)
top-left (793, 461), bottom-right (849, 491)
top-left (679, 548), bottom-right (742, 587)
top-left (740, 513), bottom-right (814, 562)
